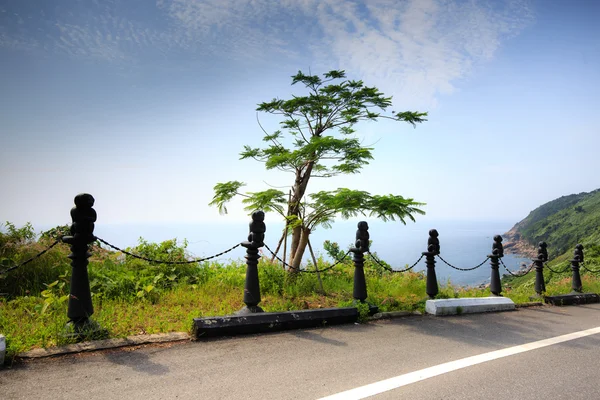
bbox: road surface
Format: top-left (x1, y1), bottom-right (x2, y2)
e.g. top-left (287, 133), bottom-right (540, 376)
top-left (2, 304), bottom-right (600, 399)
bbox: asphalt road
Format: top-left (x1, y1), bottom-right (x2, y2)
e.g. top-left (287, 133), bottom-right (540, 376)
top-left (2, 304), bottom-right (600, 400)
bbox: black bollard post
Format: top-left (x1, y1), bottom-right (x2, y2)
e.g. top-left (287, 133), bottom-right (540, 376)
top-left (237, 211), bottom-right (266, 314)
top-left (62, 193), bottom-right (98, 334)
top-left (350, 221), bottom-right (378, 315)
top-left (351, 221), bottom-right (369, 304)
top-left (424, 229), bottom-right (440, 299)
top-left (489, 235), bottom-right (504, 296)
top-left (533, 241), bottom-right (548, 296)
top-left (571, 244), bottom-right (584, 293)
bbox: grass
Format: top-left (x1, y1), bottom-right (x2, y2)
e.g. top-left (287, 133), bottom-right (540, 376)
top-left (2, 222), bottom-right (600, 365)
top-left (0, 262), bottom-right (429, 362)
top-left (0, 230), bottom-right (431, 362)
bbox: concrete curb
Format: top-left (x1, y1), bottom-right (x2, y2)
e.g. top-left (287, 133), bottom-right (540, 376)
top-left (17, 332), bottom-right (190, 359)
top-left (425, 297), bottom-right (516, 316)
top-left (370, 311), bottom-right (421, 320)
top-left (515, 302), bottom-right (544, 308)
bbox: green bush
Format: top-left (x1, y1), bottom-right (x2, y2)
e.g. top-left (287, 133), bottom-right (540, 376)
top-left (0, 222), bottom-right (69, 297)
top-left (5, 221), bottom-right (600, 365)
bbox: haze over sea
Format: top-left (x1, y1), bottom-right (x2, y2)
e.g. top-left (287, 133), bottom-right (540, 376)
top-left (36, 219), bottom-right (530, 287)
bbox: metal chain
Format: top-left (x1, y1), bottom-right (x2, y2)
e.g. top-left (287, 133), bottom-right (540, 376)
top-left (0, 239), bottom-right (62, 275)
top-left (95, 237), bottom-right (241, 265)
top-left (499, 258), bottom-right (534, 277)
top-left (263, 244), bottom-right (295, 270)
top-left (263, 243), bottom-right (351, 273)
top-left (544, 261), bottom-right (571, 274)
top-left (436, 254), bottom-right (489, 271)
top-left (367, 251), bottom-right (424, 273)
top-left (581, 262), bottom-right (600, 273)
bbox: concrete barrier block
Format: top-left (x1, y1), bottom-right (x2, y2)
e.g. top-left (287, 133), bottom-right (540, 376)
top-left (426, 297), bottom-right (515, 316)
top-left (544, 293), bottom-right (600, 306)
top-left (193, 307), bottom-right (358, 339)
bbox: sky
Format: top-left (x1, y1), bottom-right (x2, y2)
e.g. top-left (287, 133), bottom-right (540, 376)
top-left (1, 0), bottom-right (599, 231)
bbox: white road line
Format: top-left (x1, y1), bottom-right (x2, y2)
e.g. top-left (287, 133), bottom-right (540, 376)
top-left (318, 326), bottom-right (600, 400)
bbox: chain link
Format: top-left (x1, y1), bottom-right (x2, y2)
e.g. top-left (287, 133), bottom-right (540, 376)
top-left (436, 254), bottom-right (488, 271)
top-left (263, 244), bottom-right (296, 270)
top-left (581, 261), bottom-right (600, 273)
top-left (544, 261), bottom-right (571, 274)
top-left (263, 243), bottom-right (351, 273)
top-left (499, 258), bottom-right (534, 277)
top-left (0, 239), bottom-right (62, 275)
top-left (367, 251), bottom-right (424, 273)
top-left (95, 237), bottom-right (241, 265)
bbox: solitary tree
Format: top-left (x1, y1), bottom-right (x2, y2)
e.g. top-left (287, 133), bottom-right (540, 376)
top-left (210, 70), bottom-right (427, 271)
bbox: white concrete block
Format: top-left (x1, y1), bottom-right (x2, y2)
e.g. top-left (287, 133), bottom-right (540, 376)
top-left (0, 334), bottom-right (5, 366)
top-left (425, 297), bottom-right (515, 316)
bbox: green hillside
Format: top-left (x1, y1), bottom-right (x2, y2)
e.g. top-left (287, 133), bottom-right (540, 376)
top-left (508, 189), bottom-right (600, 257)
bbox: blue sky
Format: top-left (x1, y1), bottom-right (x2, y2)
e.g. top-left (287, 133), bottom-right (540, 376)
top-left (1, 0), bottom-right (599, 229)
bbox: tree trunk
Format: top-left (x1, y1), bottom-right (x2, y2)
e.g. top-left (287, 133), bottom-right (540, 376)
top-left (307, 237), bottom-right (325, 295)
top-left (291, 227), bottom-right (310, 271)
top-left (282, 190), bottom-right (291, 270)
top-left (270, 230), bottom-right (286, 264)
top-left (287, 184), bottom-right (302, 263)
top-left (287, 162), bottom-right (314, 269)
top-left (289, 226), bottom-right (302, 265)
top-left (282, 224), bottom-right (288, 270)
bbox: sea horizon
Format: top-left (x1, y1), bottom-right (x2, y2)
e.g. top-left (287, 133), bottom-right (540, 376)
top-left (21, 218), bottom-right (531, 287)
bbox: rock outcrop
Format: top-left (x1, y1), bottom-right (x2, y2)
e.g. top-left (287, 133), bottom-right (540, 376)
top-left (502, 225), bottom-right (537, 258)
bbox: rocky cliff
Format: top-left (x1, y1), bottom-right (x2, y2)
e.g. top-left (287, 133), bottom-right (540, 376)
top-left (502, 225), bottom-right (537, 257)
top-left (502, 188), bottom-right (600, 258)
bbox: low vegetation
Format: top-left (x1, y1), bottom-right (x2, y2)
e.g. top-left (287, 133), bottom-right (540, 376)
top-left (2, 221), bottom-right (600, 365)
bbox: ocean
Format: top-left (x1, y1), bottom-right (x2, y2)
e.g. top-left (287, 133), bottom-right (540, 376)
top-left (78, 219), bottom-right (531, 287)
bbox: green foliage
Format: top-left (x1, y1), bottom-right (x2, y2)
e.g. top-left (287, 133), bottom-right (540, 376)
top-left (307, 189), bottom-right (425, 229)
top-left (36, 275), bottom-right (70, 315)
top-left (355, 302), bottom-right (371, 323)
top-left (0, 223), bottom-right (70, 297)
top-left (323, 240), bottom-right (345, 260)
top-left (124, 237), bottom-right (189, 264)
top-left (210, 181), bottom-right (246, 215)
top-left (2, 221), bottom-right (36, 242)
top-left (39, 224), bottom-right (70, 241)
top-left (0, 222), bottom-right (36, 251)
top-left (86, 237), bottom-right (208, 301)
top-left (241, 189), bottom-right (287, 215)
top-left (213, 68), bottom-right (427, 198)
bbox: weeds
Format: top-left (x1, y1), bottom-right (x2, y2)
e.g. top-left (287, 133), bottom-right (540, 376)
top-left (2, 222), bottom-right (600, 365)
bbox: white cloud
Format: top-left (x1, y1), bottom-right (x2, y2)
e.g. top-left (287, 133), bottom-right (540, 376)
top-left (0, 32), bottom-right (38, 51)
top-left (0, 0), bottom-right (534, 106)
top-left (295, 0), bottom-right (534, 108)
top-left (156, 0), bottom-right (535, 107)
